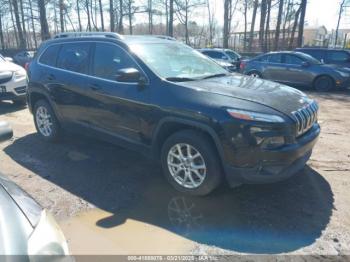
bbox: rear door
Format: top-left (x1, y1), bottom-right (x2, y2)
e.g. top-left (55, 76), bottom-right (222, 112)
top-left (85, 42), bottom-right (151, 144)
top-left (46, 42), bottom-right (94, 126)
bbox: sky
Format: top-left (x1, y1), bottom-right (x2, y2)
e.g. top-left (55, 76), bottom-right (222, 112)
top-left (199, 0), bottom-right (348, 32)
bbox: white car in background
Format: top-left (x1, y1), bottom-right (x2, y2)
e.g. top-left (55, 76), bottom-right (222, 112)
top-left (0, 54), bottom-right (27, 105)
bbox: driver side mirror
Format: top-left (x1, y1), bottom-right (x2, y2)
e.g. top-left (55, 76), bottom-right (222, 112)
top-left (0, 122), bottom-right (13, 143)
top-left (115, 68), bottom-right (146, 85)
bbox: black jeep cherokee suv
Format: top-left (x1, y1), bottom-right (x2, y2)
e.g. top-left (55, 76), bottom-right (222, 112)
top-left (27, 32), bottom-right (320, 196)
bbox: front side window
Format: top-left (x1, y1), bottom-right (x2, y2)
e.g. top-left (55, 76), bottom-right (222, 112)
top-left (284, 55), bottom-right (303, 65)
top-left (206, 51), bottom-right (227, 60)
top-left (39, 45), bottom-right (61, 67)
top-left (92, 43), bottom-right (138, 81)
top-left (130, 43), bottom-right (227, 80)
top-left (225, 51), bottom-right (240, 61)
top-left (328, 51), bottom-right (350, 62)
top-left (268, 54), bottom-right (282, 63)
top-left (57, 43), bottom-right (91, 74)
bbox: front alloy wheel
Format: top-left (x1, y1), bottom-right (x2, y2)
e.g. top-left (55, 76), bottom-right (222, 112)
top-left (161, 130), bottom-right (222, 196)
top-left (167, 143), bottom-right (207, 189)
top-left (36, 106), bottom-right (53, 137)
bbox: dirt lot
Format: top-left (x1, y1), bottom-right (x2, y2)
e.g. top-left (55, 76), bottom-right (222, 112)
top-left (0, 90), bottom-right (350, 255)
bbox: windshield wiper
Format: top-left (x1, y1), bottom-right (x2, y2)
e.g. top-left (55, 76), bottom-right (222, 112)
top-left (165, 77), bottom-right (196, 82)
top-left (201, 73), bottom-right (228, 80)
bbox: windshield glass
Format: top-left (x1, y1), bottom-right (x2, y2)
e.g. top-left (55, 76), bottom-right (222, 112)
top-left (130, 42), bottom-right (228, 80)
top-left (297, 52), bottom-right (322, 64)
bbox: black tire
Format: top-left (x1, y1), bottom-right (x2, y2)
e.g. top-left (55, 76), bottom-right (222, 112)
top-left (248, 71), bottom-right (263, 79)
top-left (12, 97), bottom-right (27, 106)
top-left (313, 76), bottom-right (335, 92)
top-left (161, 130), bottom-right (222, 196)
top-left (33, 99), bottom-right (62, 142)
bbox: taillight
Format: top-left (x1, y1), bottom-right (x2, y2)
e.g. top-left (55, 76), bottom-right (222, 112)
top-left (24, 62), bottom-right (30, 71)
top-left (240, 61), bottom-right (246, 71)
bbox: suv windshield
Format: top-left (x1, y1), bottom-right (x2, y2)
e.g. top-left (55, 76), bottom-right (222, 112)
top-left (130, 42), bottom-right (228, 80)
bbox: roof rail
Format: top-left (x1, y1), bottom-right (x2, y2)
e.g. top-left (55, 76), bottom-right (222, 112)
top-left (153, 35), bottom-right (176, 41)
top-left (54, 32), bottom-right (124, 40)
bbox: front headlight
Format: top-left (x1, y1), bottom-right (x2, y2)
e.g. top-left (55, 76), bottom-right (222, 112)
top-left (14, 69), bottom-right (26, 80)
top-left (27, 210), bottom-right (69, 255)
top-left (227, 109), bottom-right (285, 123)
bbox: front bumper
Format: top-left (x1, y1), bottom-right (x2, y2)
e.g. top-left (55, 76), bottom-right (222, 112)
top-left (0, 76), bottom-right (27, 100)
top-left (223, 124), bottom-right (320, 186)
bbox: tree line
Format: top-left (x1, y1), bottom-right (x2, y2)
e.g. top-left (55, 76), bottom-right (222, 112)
top-left (0, 0), bottom-right (308, 52)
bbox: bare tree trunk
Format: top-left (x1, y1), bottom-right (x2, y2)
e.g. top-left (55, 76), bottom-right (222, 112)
top-left (265, 0), bottom-right (271, 51)
top-left (243, 0), bottom-right (248, 51)
top-left (0, 12), bottom-right (4, 50)
top-left (12, 0), bottom-right (26, 48)
top-left (282, 0), bottom-right (291, 49)
top-left (90, 0), bottom-right (98, 30)
top-left (259, 0), bottom-right (267, 52)
top-left (128, 0), bottom-right (132, 34)
top-left (223, 0), bottom-right (230, 48)
top-left (9, 0), bottom-right (19, 47)
top-left (274, 0), bottom-right (284, 50)
top-left (38, 0), bottom-right (50, 40)
top-left (168, 0), bottom-right (174, 36)
top-left (99, 0), bottom-right (105, 31)
top-left (29, 0), bottom-right (37, 48)
top-left (185, 7), bottom-right (189, 44)
top-left (248, 0), bottom-right (259, 51)
top-left (110, 0), bottom-right (115, 31)
top-left (85, 0), bottom-right (92, 31)
top-left (59, 0), bottom-right (65, 32)
top-left (289, 4), bottom-right (301, 49)
top-left (19, 0), bottom-right (27, 48)
top-left (148, 0), bottom-right (153, 34)
top-left (335, 0), bottom-right (346, 47)
top-left (297, 0), bottom-right (307, 47)
top-left (118, 0), bottom-right (124, 33)
top-left (76, 0), bottom-right (82, 31)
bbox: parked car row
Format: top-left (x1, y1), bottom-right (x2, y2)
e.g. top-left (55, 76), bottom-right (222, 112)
top-left (200, 47), bottom-right (350, 92)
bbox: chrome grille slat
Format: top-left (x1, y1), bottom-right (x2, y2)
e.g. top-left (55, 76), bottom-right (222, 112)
top-left (292, 101), bottom-right (319, 137)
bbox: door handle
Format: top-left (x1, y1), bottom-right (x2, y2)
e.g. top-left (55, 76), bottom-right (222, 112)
top-left (89, 84), bottom-right (101, 91)
top-left (47, 74), bottom-right (56, 81)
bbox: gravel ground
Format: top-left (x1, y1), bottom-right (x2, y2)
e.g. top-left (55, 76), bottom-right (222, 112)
top-left (0, 90), bottom-right (349, 256)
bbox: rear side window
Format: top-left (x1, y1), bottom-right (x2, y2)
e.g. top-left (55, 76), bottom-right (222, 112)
top-left (57, 43), bottom-right (91, 74)
top-left (39, 45), bottom-right (60, 67)
top-left (92, 43), bottom-right (138, 81)
top-left (327, 51), bottom-right (350, 62)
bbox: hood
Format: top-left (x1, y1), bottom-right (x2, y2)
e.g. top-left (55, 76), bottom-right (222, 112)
top-left (180, 74), bottom-right (313, 116)
top-left (0, 60), bottom-right (24, 72)
top-left (321, 63), bottom-right (350, 71)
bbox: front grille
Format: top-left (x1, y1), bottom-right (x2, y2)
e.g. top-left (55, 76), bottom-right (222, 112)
top-left (292, 101), bottom-right (319, 137)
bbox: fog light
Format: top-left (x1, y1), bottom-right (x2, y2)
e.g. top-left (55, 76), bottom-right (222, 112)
top-left (262, 136), bottom-right (285, 149)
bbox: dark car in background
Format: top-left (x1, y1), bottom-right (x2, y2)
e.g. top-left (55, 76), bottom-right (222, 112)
top-left (296, 48), bottom-right (350, 68)
top-left (13, 51), bottom-right (35, 67)
top-left (27, 32), bottom-right (320, 196)
top-left (240, 51), bottom-right (350, 91)
top-left (199, 48), bottom-right (241, 72)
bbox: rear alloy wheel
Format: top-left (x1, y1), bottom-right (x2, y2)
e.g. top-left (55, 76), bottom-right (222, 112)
top-left (314, 76), bottom-right (335, 92)
top-left (34, 100), bottom-right (61, 142)
top-left (161, 130), bottom-right (222, 196)
top-left (248, 71), bottom-right (262, 78)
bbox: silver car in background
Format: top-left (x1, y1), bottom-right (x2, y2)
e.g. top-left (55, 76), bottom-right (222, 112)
top-left (0, 122), bottom-right (69, 256)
